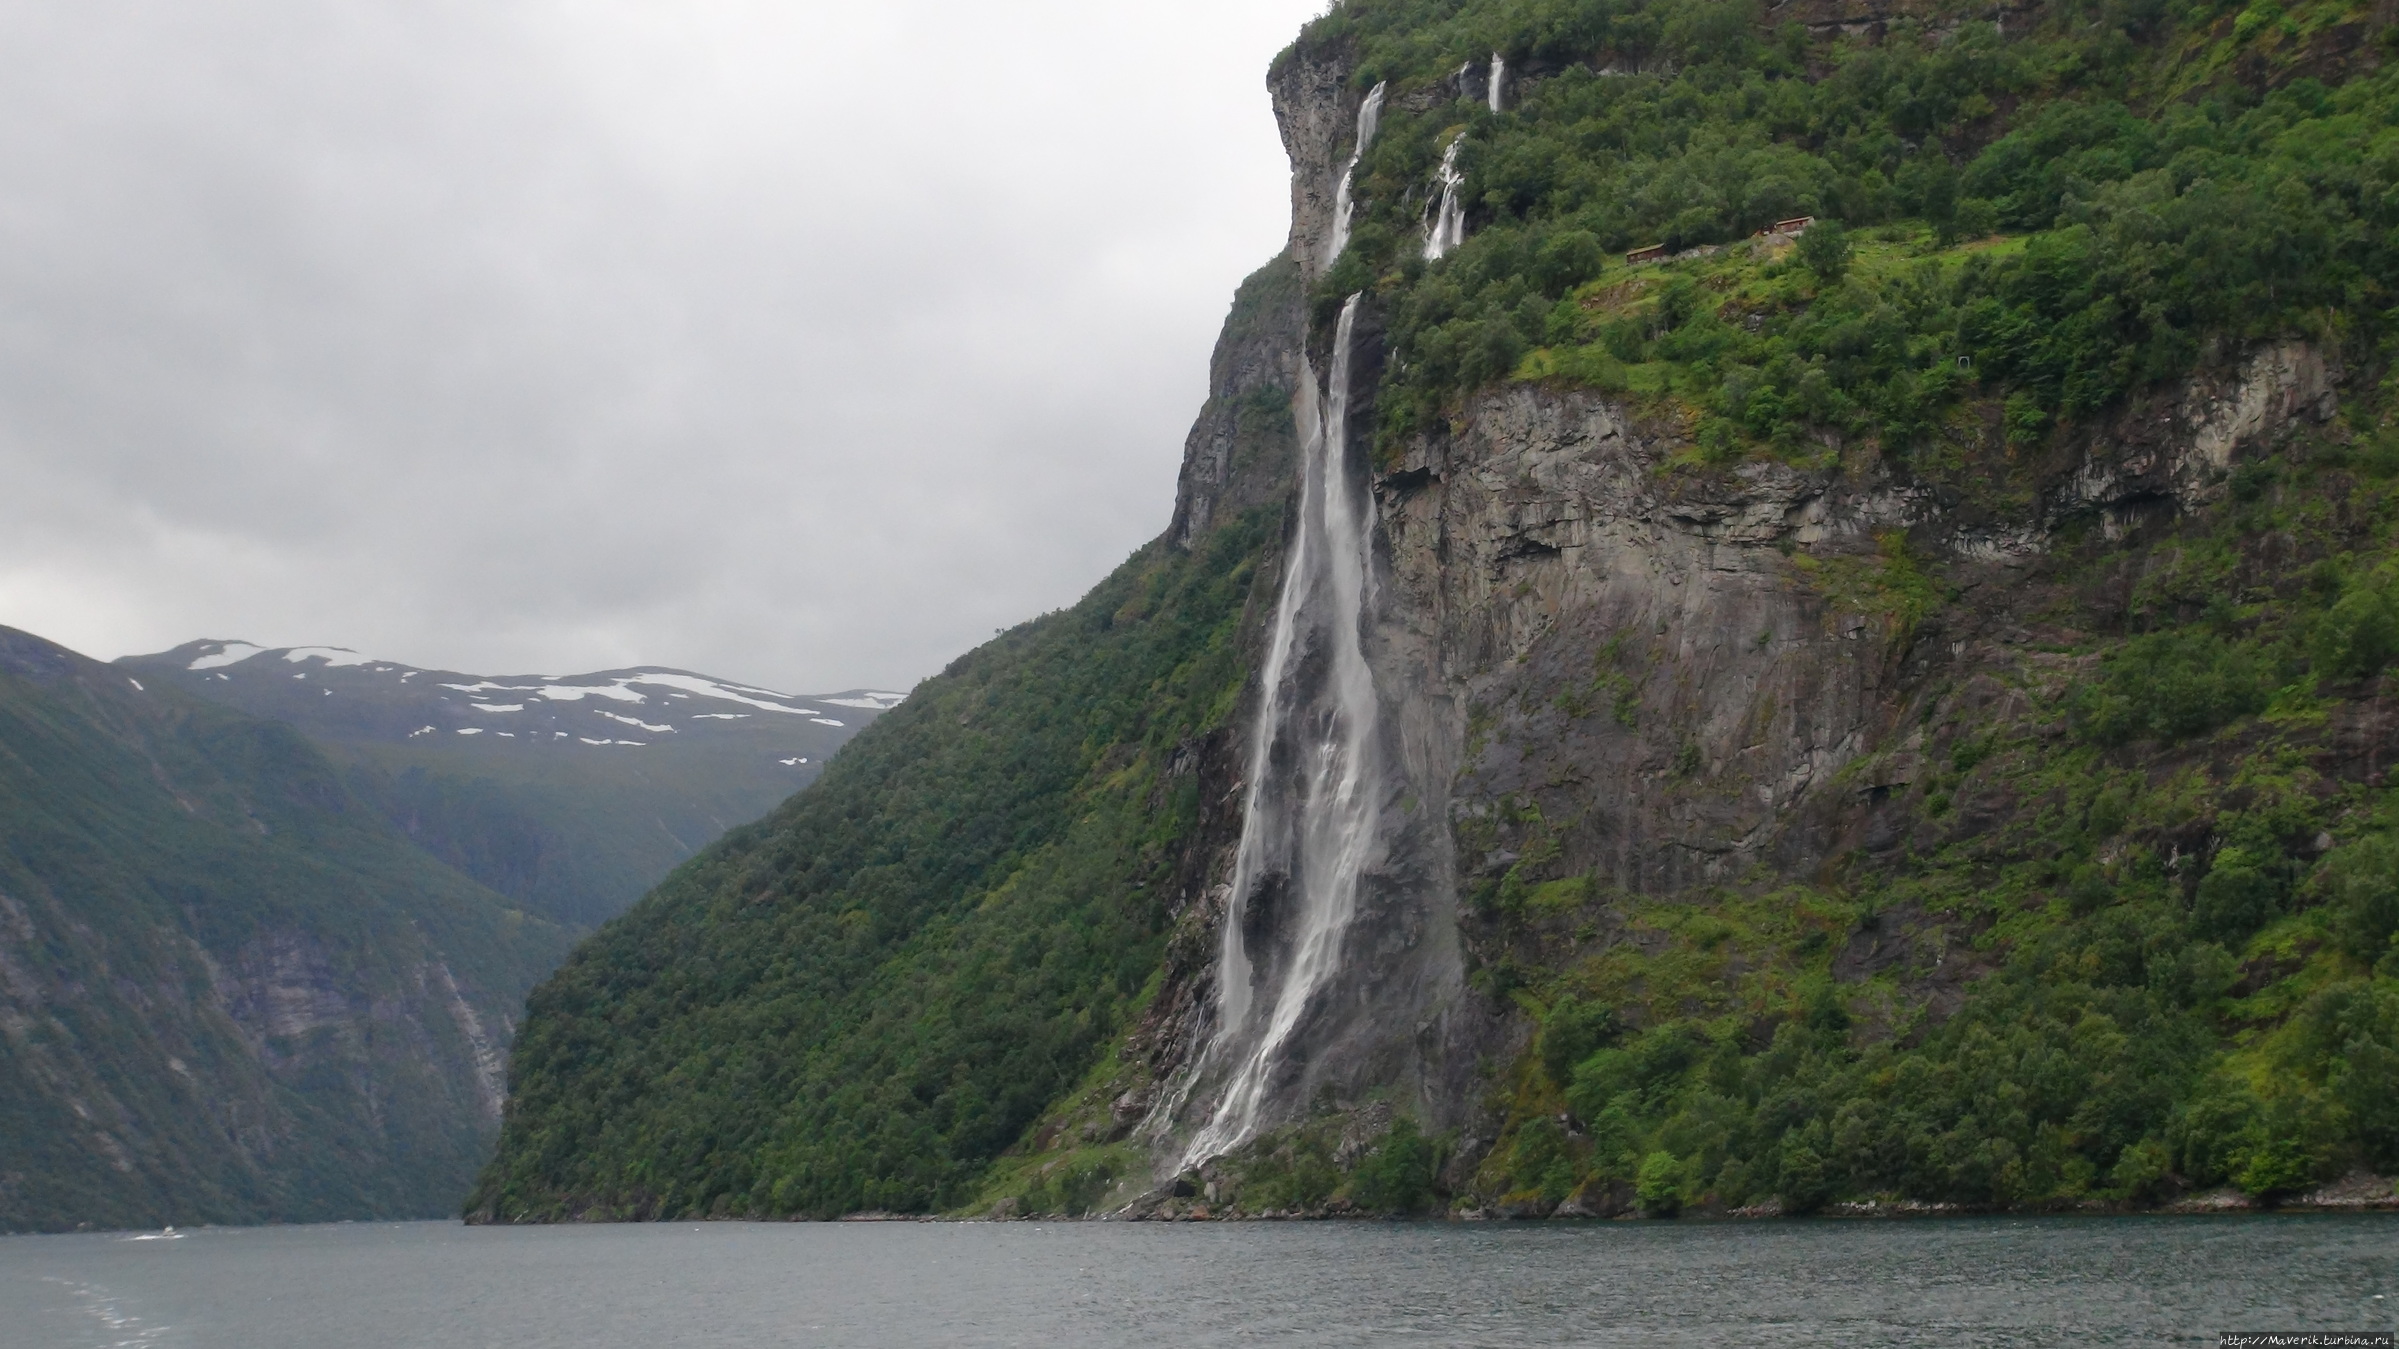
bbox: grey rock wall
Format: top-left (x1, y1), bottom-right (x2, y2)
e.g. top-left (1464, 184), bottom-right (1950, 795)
top-left (1146, 30), bottom-right (2348, 1172)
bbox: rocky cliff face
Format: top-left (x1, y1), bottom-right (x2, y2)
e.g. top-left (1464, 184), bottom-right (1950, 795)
top-left (1142, 40), bottom-right (2355, 1185)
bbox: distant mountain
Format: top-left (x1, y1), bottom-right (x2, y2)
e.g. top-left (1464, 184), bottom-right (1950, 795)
top-left (120, 641), bottom-right (906, 928)
top-left (0, 626), bottom-right (576, 1232)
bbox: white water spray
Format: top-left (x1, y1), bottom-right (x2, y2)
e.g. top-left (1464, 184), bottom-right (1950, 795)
top-left (1325, 83), bottom-right (1387, 268)
top-left (1181, 293), bottom-right (1380, 1167)
top-left (1488, 53), bottom-right (1507, 112)
top-left (1423, 136), bottom-right (1466, 261)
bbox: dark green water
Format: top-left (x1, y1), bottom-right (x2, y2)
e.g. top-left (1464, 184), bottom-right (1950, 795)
top-left (0, 1215), bottom-right (2391, 1346)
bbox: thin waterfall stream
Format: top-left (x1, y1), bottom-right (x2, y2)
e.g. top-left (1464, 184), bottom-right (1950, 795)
top-left (1172, 82), bottom-right (1391, 1168)
top-left (1326, 82), bottom-right (1385, 267)
top-left (1181, 292), bottom-right (1378, 1167)
top-left (1424, 136), bottom-right (1466, 260)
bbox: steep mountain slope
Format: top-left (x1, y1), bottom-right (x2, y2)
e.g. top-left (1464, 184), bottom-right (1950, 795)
top-left (0, 627), bottom-right (575, 1232)
top-left (121, 642), bottom-right (903, 928)
top-left (479, 0), bottom-right (2399, 1222)
top-left (463, 261), bottom-right (1304, 1222)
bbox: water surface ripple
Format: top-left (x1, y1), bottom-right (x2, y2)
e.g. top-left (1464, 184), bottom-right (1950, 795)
top-left (2, 1215), bottom-right (2391, 1347)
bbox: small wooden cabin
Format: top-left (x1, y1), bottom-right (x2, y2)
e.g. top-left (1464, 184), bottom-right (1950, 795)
top-left (1626, 243), bottom-right (1668, 265)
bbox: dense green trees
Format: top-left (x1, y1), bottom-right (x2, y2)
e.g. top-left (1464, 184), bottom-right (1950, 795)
top-left (1485, 843), bottom-right (2399, 1212)
top-left (1302, 0), bottom-right (2399, 464)
top-left (468, 513), bottom-right (1269, 1220)
top-left (1271, 0), bottom-right (2399, 1216)
top-left (487, 0), bottom-right (2399, 1221)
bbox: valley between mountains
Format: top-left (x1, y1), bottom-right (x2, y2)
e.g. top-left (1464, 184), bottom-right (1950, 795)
top-left (122, 640), bottom-right (903, 930)
top-left (0, 630), bottom-right (897, 1231)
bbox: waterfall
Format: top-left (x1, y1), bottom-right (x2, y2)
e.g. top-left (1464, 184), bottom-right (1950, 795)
top-left (1423, 136), bottom-right (1466, 261)
top-left (1488, 52), bottom-right (1506, 112)
top-left (1180, 293), bottom-right (1380, 1167)
top-left (1325, 82), bottom-right (1387, 268)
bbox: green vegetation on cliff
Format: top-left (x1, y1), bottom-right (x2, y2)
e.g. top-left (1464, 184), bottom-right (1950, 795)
top-left (1311, 0), bottom-right (2398, 463)
top-left (1459, 455), bottom-right (2399, 1211)
top-left (1276, 0), bottom-right (2399, 1217)
top-left (467, 514), bottom-right (1269, 1220)
top-left (1112, 0), bottom-right (2399, 1218)
top-left (484, 0), bottom-right (2399, 1221)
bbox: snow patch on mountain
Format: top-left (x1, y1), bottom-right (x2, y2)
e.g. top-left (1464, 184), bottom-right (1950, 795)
top-left (820, 691), bottom-right (909, 710)
top-left (186, 641), bottom-right (267, 670)
top-left (282, 646), bottom-right (372, 668)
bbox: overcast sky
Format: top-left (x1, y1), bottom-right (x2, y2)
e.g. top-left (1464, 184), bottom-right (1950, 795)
top-left (0, 0), bottom-right (1322, 692)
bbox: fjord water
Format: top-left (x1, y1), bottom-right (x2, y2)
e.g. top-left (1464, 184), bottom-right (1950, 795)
top-left (3, 1217), bottom-right (2392, 1347)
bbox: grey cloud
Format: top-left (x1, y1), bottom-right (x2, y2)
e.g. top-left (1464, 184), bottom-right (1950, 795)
top-left (0, 0), bottom-right (1320, 690)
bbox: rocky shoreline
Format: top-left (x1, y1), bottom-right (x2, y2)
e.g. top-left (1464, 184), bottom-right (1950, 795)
top-left (1030, 1170), bottom-right (2399, 1223)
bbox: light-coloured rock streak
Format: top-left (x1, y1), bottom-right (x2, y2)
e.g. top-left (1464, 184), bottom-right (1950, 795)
top-left (1183, 293), bottom-right (1379, 1166)
top-left (1325, 83), bottom-right (1386, 268)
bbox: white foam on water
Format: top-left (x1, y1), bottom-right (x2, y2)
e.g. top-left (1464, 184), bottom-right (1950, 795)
top-left (43, 1275), bottom-right (171, 1347)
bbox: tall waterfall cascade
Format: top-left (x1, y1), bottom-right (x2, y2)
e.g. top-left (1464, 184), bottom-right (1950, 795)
top-left (1423, 136), bottom-right (1467, 261)
top-left (1488, 53), bottom-right (1507, 112)
top-left (1325, 82), bottom-right (1387, 269)
top-left (1177, 290), bottom-right (1380, 1168)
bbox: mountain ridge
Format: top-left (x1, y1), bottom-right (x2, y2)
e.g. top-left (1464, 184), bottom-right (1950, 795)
top-left (120, 640), bottom-right (906, 928)
top-left (0, 625), bottom-right (575, 1232)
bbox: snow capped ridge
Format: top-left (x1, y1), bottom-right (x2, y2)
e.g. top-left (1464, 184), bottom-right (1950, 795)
top-left (154, 641), bottom-right (905, 716)
top-left (184, 640), bottom-right (267, 670)
top-left (431, 668), bottom-right (903, 721)
top-left (180, 639), bottom-right (392, 673)
top-left (437, 670), bottom-right (828, 716)
top-left (132, 640), bottom-right (903, 760)
top-left (282, 646), bottom-right (371, 668)
top-left (818, 690), bottom-right (909, 710)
